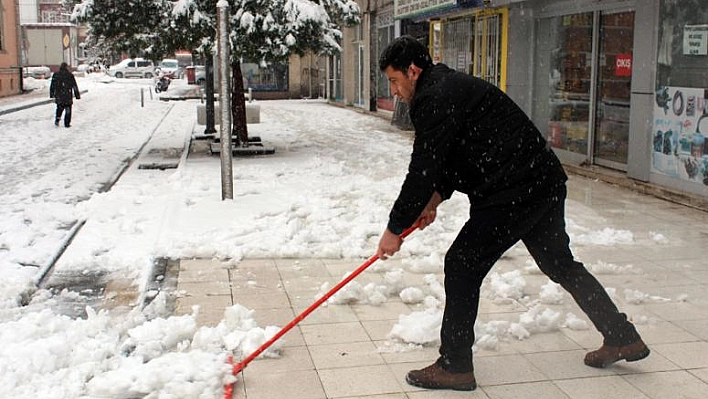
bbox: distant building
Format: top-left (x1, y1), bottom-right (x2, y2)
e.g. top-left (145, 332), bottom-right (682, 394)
top-left (0, 0), bottom-right (23, 97)
top-left (19, 0), bottom-right (81, 71)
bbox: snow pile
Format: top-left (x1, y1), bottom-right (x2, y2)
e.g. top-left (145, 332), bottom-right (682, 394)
top-left (0, 298), bottom-right (279, 398)
top-left (399, 287), bottom-right (425, 304)
top-left (571, 227), bottom-right (634, 246)
top-left (563, 312), bottom-right (590, 330)
top-left (388, 305), bottom-right (442, 345)
top-left (318, 269), bottom-right (405, 306)
top-left (649, 231), bottom-right (669, 244)
top-left (484, 270), bottom-right (527, 302)
top-left (539, 280), bottom-right (564, 304)
top-left (623, 289), bottom-right (672, 304)
top-left (587, 260), bottom-right (640, 274)
top-left (403, 252), bottom-right (444, 273)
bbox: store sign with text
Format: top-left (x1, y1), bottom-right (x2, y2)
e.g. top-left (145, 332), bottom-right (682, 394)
top-left (394, 0), bottom-right (456, 19)
top-left (615, 53), bottom-right (632, 77)
top-left (683, 25), bottom-right (708, 55)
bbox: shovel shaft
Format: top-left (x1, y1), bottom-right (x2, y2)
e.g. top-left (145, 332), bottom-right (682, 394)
top-left (232, 224), bottom-right (418, 375)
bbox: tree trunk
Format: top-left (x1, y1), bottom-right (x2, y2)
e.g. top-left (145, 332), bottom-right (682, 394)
top-left (204, 55), bottom-right (217, 134)
top-left (231, 59), bottom-right (248, 147)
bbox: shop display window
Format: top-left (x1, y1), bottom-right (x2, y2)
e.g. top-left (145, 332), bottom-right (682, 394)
top-left (534, 12), bottom-right (593, 156)
top-left (652, 0), bottom-right (708, 186)
top-left (533, 10), bottom-right (634, 168)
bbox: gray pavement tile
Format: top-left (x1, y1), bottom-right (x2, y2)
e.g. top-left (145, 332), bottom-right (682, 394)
top-left (623, 370), bottom-right (708, 399)
top-left (482, 381), bottom-right (570, 399)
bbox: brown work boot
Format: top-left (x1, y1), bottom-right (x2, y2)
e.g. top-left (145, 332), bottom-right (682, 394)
top-left (584, 339), bottom-right (650, 368)
top-left (405, 361), bottom-right (476, 391)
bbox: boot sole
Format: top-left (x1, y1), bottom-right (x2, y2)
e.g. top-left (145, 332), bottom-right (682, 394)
top-left (625, 347), bottom-right (651, 362)
top-left (405, 375), bottom-right (477, 391)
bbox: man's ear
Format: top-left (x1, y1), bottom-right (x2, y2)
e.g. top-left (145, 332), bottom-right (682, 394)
top-left (407, 63), bottom-right (423, 81)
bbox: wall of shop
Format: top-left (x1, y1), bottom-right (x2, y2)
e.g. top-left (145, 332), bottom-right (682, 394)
top-left (510, 0), bottom-right (708, 198)
top-left (504, 5), bottom-right (534, 116)
top-left (331, 0), bottom-right (707, 200)
top-left (649, 0), bottom-right (708, 195)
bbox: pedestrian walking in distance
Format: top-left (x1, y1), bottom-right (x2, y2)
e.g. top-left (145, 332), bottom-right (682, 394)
top-left (376, 35), bottom-right (649, 392)
top-left (50, 62), bottom-right (80, 128)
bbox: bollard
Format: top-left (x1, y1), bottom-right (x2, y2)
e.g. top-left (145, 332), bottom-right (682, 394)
top-left (140, 87), bottom-right (144, 107)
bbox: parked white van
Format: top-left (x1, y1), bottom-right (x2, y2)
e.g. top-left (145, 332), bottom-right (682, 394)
top-left (108, 58), bottom-right (156, 78)
top-left (156, 58), bottom-right (181, 78)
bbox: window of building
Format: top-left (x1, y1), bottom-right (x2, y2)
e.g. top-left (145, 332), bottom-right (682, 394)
top-left (657, 0), bottom-right (708, 88)
top-left (438, 8), bottom-right (507, 89)
top-left (241, 61), bottom-right (288, 91)
top-left (651, 0), bottom-right (708, 186)
top-left (328, 54), bottom-right (342, 101)
top-left (533, 10), bottom-right (635, 170)
top-left (376, 11), bottom-right (395, 111)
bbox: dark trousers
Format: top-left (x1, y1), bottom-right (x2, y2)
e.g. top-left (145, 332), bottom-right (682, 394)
top-left (55, 103), bottom-right (72, 127)
top-left (439, 185), bottom-right (641, 372)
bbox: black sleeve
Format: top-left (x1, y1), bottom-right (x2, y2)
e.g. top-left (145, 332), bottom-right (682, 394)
top-left (386, 90), bottom-right (459, 234)
top-left (49, 75), bottom-right (56, 98)
top-left (72, 76), bottom-right (80, 98)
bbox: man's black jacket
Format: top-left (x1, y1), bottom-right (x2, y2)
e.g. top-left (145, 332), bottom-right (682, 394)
top-left (387, 64), bottom-right (567, 235)
top-left (50, 69), bottom-right (80, 105)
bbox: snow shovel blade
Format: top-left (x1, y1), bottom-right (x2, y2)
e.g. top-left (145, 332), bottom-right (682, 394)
top-left (226, 223), bottom-right (419, 379)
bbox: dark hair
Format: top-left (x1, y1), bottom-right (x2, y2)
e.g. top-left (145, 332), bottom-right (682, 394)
top-left (378, 35), bottom-right (433, 72)
top-left (60, 62), bottom-right (69, 71)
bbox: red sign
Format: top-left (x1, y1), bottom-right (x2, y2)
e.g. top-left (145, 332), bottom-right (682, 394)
top-left (615, 53), bottom-right (632, 77)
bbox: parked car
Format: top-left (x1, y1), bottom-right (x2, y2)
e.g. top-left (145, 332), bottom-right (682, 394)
top-left (73, 64), bottom-right (91, 77)
top-left (194, 65), bottom-right (234, 87)
top-left (108, 58), bottom-right (156, 78)
top-left (194, 65), bottom-right (206, 85)
top-left (22, 66), bottom-right (52, 79)
top-left (156, 58), bottom-right (181, 78)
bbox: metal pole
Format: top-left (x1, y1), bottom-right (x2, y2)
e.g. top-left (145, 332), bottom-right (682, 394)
top-left (217, 0), bottom-right (233, 200)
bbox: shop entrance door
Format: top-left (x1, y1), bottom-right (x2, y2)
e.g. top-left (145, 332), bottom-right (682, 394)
top-left (533, 9), bottom-right (635, 170)
top-left (593, 11), bottom-right (635, 169)
top-left (354, 44), bottom-right (365, 106)
top-left (473, 10), bottom-right (507, 89)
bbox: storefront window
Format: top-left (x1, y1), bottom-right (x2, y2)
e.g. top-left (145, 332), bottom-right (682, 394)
top-left (594, 11), bottom-right (634, 165)
top-left (657, 0), bottom-right (708, 88)
top-left (241, 60), bottom-right (288, 91)
top-left (377, 12), bottom-right (395, 111)
top-left (534, 12), bottom-right (593, 156)
top-left (329, 54), bottom-right (342, 101)
top-left (442, 18), bottom-right (473, 73)
top-left (652, 0), bottom-right (708, 186)
top-left (533, 10), bottom-right (635, 169)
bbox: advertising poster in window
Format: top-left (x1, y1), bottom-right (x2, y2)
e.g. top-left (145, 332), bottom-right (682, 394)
top-left (652, 86), bottom-right (708, 185)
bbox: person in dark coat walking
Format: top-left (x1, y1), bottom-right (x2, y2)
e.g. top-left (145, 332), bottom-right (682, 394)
top-left (50, 62), bottom-right (80, 127)
top-left (376, 36), bottom-right (649, 392)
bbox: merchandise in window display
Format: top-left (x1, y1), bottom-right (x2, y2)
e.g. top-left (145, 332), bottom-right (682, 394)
top-left (652, 85), bottom-right (708, 186)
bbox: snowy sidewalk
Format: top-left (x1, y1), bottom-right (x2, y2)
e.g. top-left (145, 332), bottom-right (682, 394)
top-left (10, 97), bottom-right (705, 399)
top-left (174, 175), bottom-right (708, 399)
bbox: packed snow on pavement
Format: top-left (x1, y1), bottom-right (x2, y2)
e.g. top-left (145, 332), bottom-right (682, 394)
top-left (0, 75), bottom-right (680, 398)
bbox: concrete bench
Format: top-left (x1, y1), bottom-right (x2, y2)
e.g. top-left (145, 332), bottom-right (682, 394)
top-left (196, 102), bottom-right (260, 125)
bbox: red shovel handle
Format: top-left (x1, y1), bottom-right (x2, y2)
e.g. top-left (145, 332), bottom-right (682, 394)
top-left (224, 224), bottom-right (419, 397)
